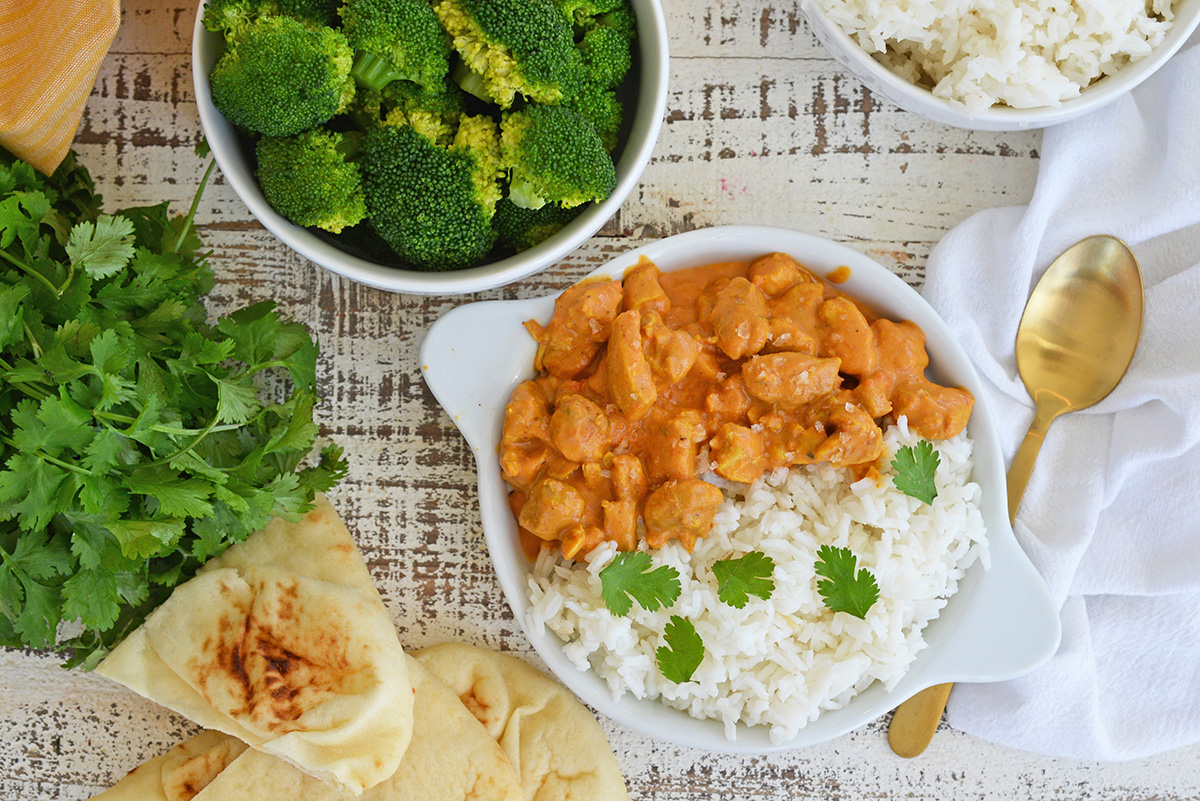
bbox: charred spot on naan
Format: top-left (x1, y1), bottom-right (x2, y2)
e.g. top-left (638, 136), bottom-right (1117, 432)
top-left (194, 575), bottom-right (362, 733)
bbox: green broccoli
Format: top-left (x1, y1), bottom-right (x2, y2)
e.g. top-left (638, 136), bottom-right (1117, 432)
top-left (578, 25), bottom-right (631, 89)
top-left (493, 197), bottom-right (582, 252)
top-left (594, 2), bottom-right (637, 38)
top-left (567, 82), bottom-right (622, 152)
top-left (210, 16), bottom-right (355, 136)
top-left (361, 114), bottom-right (503, 270)
top-left (340, 0), bottom-right (453, 93)
top-left (202, 0), bottom-right (341, 42)
top-left (501, 104), bottom-right (615, 209)
top-left (350, 79), bottom-right (466, 134)
top-left (434, 0), bottom-right (584, 108)
top-left (256, 129), bottom-right (366, 233)
top-left (553, 0), bottom-right (622, 29)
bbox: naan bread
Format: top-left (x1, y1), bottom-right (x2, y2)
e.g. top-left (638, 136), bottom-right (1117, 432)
top-left (91, 656), bottom-right (523, 801)
top-left (414, 643), bottom-right (630, 801)
top-left (90, 730), bottom-right (246, 801)
top-left (95, 495), bottom-right (412, 795)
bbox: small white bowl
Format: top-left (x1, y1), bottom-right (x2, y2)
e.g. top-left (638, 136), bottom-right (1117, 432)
top-left (420, 225), bottom-right (1062, 752)
top-left (801, 0), bottom-right (1200, 131)
top-left (191, 0), bottom-right (669, 295)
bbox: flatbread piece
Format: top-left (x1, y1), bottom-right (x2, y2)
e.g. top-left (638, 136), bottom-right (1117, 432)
top-left (95, 495), bottom-right (412, 795)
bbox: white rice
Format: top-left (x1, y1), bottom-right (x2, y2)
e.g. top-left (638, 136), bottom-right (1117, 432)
top-left (811, 0), bottom-right (1177, 113)
top-left (525, 417), bottom-right (988, 743)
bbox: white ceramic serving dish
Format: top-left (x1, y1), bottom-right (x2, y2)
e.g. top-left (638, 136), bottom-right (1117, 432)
top-left (420, 225), bottom-right (1061, 751)
top-left (801, 0), bottom-right (1200, 131)
top-left (191, 0), bottom-right (669, 295)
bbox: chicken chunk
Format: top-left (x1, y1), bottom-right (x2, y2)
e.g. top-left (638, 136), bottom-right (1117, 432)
top-left (742, 352), bottom-right (841, 408)
top-left (818, 297), bottom-right (878, 377)
top-left (812, 397), bottom-right (885, 466)
top-left (642, 312), bottom-right (701, 384)
top-left (536, 279), bottom-right (623, 378)
top-left (607, 310), bottom-right (657, 420)
top-left (519, 478), bottom-right (593, 542)
top-left (747, 252), bottom-right (806, 298)
top-left (622, 258), bottom-right (671, 316)
top-left (499, 380), bottom-right (551, 490)
top-left (709, 423), bottom-right (768, 483)
top-left (643, 410), bottom-right (706, 484)
top-left (549, 394), bottom-right (611, 463)
top-left (892, 382), bottom-right (974, 439)
top-left (706, 277), bottom-right (771, 360)
top-left (643, 479), bottom-right (725, 550)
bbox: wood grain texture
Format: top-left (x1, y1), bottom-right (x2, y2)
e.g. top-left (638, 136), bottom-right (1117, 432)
top-left (3, 0), bottom-right (1197, 799)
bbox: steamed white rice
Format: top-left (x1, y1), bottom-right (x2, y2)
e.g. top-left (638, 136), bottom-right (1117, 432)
top-left (812, 0), bottom-right (1177, 113)
top-left (525, 417), bottom-right (988, 743)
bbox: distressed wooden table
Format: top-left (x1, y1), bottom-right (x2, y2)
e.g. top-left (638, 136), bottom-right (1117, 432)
top-left (3, 1), bottom-right (1199, 799)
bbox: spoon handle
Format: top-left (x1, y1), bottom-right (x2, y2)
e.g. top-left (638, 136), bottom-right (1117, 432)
top-left (886, 395), bottom-right (1067, 757)
top-left (1006, 393), bottom-right (1070, 521)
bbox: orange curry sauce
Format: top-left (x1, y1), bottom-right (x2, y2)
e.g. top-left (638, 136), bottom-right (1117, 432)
top-left (500, 254), bottom-right (974, 561)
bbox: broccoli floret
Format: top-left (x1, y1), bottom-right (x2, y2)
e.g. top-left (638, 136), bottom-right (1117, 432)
top-left (256, 129), bottom-right (366, 233)
top-left (566, 82), bottom-right (622, 152)
top-left (595, 2), bottom-right (637, 38)
top-left (361, 114), bottom-right (503, 270)
top-left (202, 0), bottom-right (340, 42)
top-left (578, 26), bottom-right (631, 89)
top-left (501, 104), bottom-right (615, 210)
top-left (434, 0), bottom-right (583, 108)
top-left (340, 0), bottom-right (453, 93)
top-left (552, 0), bottom-right (620, 29)
top-left (210, 16), bottom-right (355, 136)
top-left (493, 198), bottom-right (582, 252)
top-left (350, 79), bottom-right (466, 131)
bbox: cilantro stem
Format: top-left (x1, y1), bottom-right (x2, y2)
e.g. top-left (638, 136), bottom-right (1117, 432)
top-left (133, 412), bottom-right (223, 469)
top-left (168, 160), bottom-right (216, 255)
top-left (0, 435), bottom-right (91, 476)
top-left (22, 323), bottom-right (41, 358)
top-left (0, 248), bottom-right (60, 296)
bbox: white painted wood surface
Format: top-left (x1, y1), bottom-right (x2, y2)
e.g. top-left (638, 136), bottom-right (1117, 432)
top-left (3, 1), bottom-right (1198, 798)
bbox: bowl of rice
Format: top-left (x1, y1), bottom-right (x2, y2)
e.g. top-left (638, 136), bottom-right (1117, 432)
top-left (420, 226), bottom-right (1061, 751)
top-left (801, 0), bottom-right (1200, 130)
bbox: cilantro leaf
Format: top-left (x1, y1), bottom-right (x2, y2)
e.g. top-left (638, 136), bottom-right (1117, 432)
top-left (814, 545), bottom-right (880, 619)
top-left (712, 551), bottom-right (776, 608)
top-left (656, 615), bottom-right (704, 683)
top-left (61, 569), bottom-right (122, 631)
top-left (599, 551), bottom-right (682, 616)
top-left (65, 214), bottom-right (136, 278)
top-left (891, 441), bottom-right (940, 505)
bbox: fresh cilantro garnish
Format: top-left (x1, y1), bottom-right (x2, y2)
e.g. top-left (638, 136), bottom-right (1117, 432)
top-left (656, 615), bottom-right (704, 683)
top-left (599, 551), bottom-right (681, 616)
top-left (712, 551), bottom-right (776, 608)
top-left (814, 545), bottom-right (880, 619)
top-left (891, 441), bottom-right (940, 504)
top-left (0, 147), bottom-right (347, 666)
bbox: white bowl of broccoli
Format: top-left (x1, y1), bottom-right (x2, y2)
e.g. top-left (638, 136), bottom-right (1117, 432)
top-left (192, 0), bottom-right (669, 295)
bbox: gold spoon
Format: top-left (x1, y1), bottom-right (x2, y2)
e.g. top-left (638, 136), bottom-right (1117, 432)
top-left (887, 234), bottom-right (1144, 758)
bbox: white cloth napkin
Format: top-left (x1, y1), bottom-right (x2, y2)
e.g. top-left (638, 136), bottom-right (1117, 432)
top-left (922, 38), bottom-right (1200, 761)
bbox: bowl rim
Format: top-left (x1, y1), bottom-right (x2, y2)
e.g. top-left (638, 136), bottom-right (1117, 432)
top-left (420, 224), bottom-right (1062, 752)
top-left (190, 0), bottom-right (671, 295)
top-left (800, 0), bottom-right (1200, 130)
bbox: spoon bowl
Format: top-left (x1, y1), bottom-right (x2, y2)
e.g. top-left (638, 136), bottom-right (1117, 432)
top-left (888, 234), bottom-right (1145, 758)
top-left (1016, 235), bottom-right (1144, 412)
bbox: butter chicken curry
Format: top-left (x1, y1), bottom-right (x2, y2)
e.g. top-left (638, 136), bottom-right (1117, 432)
top-left (500, 253), bottom-right (973, 560)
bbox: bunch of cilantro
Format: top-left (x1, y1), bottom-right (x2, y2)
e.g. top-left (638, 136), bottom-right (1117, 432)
top-left (0, 146), bottom-right (347, 668)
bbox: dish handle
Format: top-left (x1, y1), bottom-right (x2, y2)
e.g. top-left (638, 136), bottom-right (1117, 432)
top-left (419, 299), bottom-right (541, 453)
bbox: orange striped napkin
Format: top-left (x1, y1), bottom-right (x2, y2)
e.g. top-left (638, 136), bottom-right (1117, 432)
top-left (0, 0), bottom-right (121, 175)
